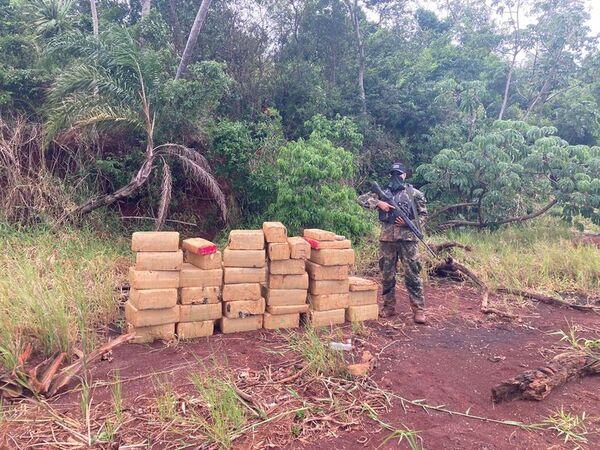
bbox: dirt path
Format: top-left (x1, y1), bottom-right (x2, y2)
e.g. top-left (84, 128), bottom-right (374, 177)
top-left (4, 280), bottom-right (600, 449)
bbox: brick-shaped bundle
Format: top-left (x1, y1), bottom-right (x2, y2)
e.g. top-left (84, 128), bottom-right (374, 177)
top-left (347, 277), bottom-right (379, 322)
top-left (264, 222), bottom-right (311, 330)
top-left (304, 229), bottom-right (355, 327)
top-left (179, 237), bottom-right (223, 339)
top-left (127, 232), bottom-right (182, 343)
top-left (220, 230), bottom-right (266, 333)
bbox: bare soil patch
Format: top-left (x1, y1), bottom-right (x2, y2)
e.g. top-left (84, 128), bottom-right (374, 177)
top-left (2, 280), bottom-right (599, 449)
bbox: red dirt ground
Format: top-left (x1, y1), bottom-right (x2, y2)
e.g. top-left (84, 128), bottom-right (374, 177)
top-left (5, 279), bottom-right (600, 449)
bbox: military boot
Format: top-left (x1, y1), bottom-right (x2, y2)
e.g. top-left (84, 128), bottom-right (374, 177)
top-left (412, 307), bottom-right (426, 325)
top-left (379, 304), bottom-right (396, 318)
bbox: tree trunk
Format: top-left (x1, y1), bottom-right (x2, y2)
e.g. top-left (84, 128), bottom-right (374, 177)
top-left (89, 0), bottom-right (99, 36)
top-left (74, 145), bottom-right (155, 215)
top-left (141, 0), bottom-right (151, 18)
top-left (491, 351), bottom-right (600, 403)
top-left (347, 0), bottom-right (367, 117)
top-left (175, 0), bottom-right (213, 80)
top-left (498, 54), bottom-right (517, 120)
top-left (168, 0), bottom-right (184, 54)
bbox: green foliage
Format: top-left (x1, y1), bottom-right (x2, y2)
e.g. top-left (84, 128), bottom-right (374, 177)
top-left (418, 120), bottom-right (600, 226)
top-left (268, 122), bottom-right (371, 237)
top-left (304, 113), bottom-right (364, 152)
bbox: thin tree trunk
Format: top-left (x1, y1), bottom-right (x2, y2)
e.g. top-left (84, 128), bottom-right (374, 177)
top-left (168, 0), bottom-right (184, 54)
top-left (175, 0), bottom-right (213, 80)
top-left (347, 0), bottom-right (367, 117)
top-left (498, 54), bottom-right (516, 120)
top-left (141, 0), bottom-right (151, 18)
top-left (89, 0), bottom-right (99, 36)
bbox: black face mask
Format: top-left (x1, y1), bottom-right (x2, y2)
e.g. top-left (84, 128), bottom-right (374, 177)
top-left (389, 172), bottom-right (405, 193)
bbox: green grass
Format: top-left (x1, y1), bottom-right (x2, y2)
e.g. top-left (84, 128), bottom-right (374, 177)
top-left (286, 325), bottom-right (348, 377)
top-left (189, 371), bottom-right (247, 449)
top-left (0, 224), bottom-right (129, 369)
top-left (446, 219), bottom-right (600, 294)
top-left (354, 217), bottom-right (600, 297)
top-left (542, 407), bottom-right (589, 446)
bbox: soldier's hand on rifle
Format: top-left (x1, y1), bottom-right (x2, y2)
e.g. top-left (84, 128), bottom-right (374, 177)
top-left (377, 201), bottom-right (394, 212)
top-left (395, 216), bottom-right (405, 226)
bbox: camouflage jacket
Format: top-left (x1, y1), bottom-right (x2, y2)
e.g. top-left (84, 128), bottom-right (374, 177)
top-left (357, 184), bottom-right (428, 242)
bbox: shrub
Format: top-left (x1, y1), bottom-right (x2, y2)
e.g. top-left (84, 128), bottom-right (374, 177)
top-left (268, 130), bottom-right (370, 238)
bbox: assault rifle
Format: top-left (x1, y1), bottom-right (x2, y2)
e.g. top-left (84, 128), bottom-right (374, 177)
top-left (371, 181), bottom-right (436, 257)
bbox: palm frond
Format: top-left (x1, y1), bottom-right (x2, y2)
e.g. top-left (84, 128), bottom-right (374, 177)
top-left (155, 162), bottom-right (172, 231)
top-left (157, 144), bottom-right (212, 171)
top-left (174, 154), bottom-right (227, 222)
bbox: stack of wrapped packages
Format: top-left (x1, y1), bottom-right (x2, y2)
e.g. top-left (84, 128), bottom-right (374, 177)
top-left (304, 229), bottom-right (355, 327)
top-left (262, 222), bottom-right (311, 329)
top-left (178, 238), bottom-right (223, 339)
top-left (127, 232), bottom-right (182, 343)
top-left (220, 230), bottom-right (266, 333)
top-left (347, 277), bottom-right (379, 322)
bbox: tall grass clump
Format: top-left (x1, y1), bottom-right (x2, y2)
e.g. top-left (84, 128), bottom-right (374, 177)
top-left (447, 218), bottom-right (600, 294)
top-left (189, 372), bottom-right (247, 449)
top-left (354, 217), bottom-right (599, 297)
top-left (0, 224), bottom-right (129, 368)
top-left (286, 325), bottom-right (348, 377)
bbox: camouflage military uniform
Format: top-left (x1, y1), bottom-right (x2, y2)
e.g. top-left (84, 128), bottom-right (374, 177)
top-left (357, 186), bottom-right (427, 311)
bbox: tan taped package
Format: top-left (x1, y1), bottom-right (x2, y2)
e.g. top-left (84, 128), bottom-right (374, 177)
top-left (182, 238), bottom-right (217, 256)
top-left (264, 288), bottom-right (307, 306)
top-left (305, 261), bottom-right (348, 281)
top-left (349, 276), bottom-right (378, 292)
top-left (223, 248), bottom-right (266, 268)
top-left (223, 297), bottom-right (266, 318)
top-left (307, 239), bottom-right (351, 250)
top-left (185, 251), bottom-right (222, 270)
top-left (224, 267), bottom-right (266, 284)
top-left (269, 259), bottom-right (305, 275)
top-left (228, 230), bottom-right (264, 250)
top-left (176, 320), bottom-right (214, 339)
top-left (309, 248), bottom-right (355, 266)
top-left (135, 250), bottom-right (183, 271)
top-left (222, 283), bottom-right (261, 302)
top-left (219, 315), bottom-right (263, 334)
top-left (349, 290), bottom-right (378, 306)
top-left (303, 229), bottom-right (337, 241)
top-left (263, 312), bottom-right (299, 330)
top-left (125, 302), bottom-right (179, 327)
top-left (128, 323), bottom-right (175, 344)
top-left (268, 273), bottom-right (308, 290)
top-left (262, 221), bottom-right (287, 243)
top-left (346, 304), bottom-right (379, 322)
top-left (179, 303), bottom-right (221, 322)
top-left (129, 288), bottom-right (178, 310)
top-left (179, 263), bottom-right (223, 288)
top-left (268, 242), bottom-right (290, 260)
top-left (129, 267), bottom-right (179, 289)
top-left (267, 304), bottom-right (309, 314)
top-left (309, 293), bottom-right (349, 311)
top-left (180, 286), bottom-right (221, 305)
top-left (304, 309), bottom-right (345, 327)
top-left (287, 236), bottom-right (311, 259)
top-left (131, 231), bottom-right (179, 252)
top-left (309, 279), bottom-right (350, 295)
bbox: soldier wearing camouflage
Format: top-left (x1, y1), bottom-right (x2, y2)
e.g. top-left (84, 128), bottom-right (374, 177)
top-left (357, 162), bottom-right (428, 323)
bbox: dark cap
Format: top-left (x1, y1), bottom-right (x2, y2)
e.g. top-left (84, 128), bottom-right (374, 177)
top-left (390, 162), bottom-right (407, 174)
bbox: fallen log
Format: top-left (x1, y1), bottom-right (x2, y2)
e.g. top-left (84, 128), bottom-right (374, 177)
top-left (433, 257), bottom-right (519, 320)
top-left (497, 288), bottom-right (599, 313)
top-left (429, 241), bottom-right (473, 254)
top-left (491, 351), bottom-right (600, 403)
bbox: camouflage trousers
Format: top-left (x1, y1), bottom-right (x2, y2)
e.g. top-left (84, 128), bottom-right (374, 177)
top-left (379, 240), bottom-right (425, 311)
